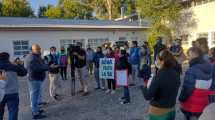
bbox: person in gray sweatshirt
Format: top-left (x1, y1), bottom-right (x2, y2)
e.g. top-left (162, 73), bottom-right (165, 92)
top-left (0, 52), bottom-right (27, 120)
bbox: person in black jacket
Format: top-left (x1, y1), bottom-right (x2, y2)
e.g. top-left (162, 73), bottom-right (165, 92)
top-left (116, 50), bottom-right (132, 104)
top-left (153, 37), bottom-right (166, 74)
top-left (141, 50), bottom-right (180, 120)
top-left (0, 52), bottom-right (27, 120)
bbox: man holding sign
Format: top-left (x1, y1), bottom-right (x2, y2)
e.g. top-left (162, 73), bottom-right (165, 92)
top-left (100, 47), bottom-right (116, 94)
top-left (116, 50), bottom-right (131, 104)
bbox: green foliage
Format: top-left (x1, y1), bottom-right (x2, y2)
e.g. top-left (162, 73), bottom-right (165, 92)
top-left (87, 0), bottom-right (136, 20)
top-left (38, 5), bottom-right (52, 18)
top-left (43, 0), bottom-right (93, 19)
top-left (1, 0), bottom-right (33, 17)
top-left (137, 0), bottom-right (183, 46)
top-left (44, 7), bottom-right (62, 19)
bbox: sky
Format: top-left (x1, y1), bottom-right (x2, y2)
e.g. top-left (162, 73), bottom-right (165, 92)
top-left (28, 0), bottom-right (58, 15)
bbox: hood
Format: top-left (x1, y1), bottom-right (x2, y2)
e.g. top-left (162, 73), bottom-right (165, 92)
top-left (190, 57), bottom-right (212, 80)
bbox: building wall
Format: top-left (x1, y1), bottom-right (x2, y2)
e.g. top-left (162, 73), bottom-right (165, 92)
top-left (186, 1), bottom-right (215, 48)
top-left (0, 30), bottom-right (146, 59)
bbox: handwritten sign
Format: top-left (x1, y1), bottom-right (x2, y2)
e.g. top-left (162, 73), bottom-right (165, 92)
top-left (99, 58), bottom-right (115, 79)
top-left (116, 70), bottom-right (128, 86)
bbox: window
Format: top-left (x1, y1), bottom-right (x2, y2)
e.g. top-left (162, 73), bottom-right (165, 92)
top-left (88, 38), bottom-right (109, 49)
top-left (60, 39), bottom-right (85, 49)
top-left (198, 32), bottom-right (208, 39)
top-left (13, 40), bottom-right (29, 56)
top-left (119, 37), bottom-right (126, 41)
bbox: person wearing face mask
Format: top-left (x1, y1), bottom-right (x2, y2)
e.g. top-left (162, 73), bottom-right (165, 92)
top-left (25, 44), bottom-right (49, 119)
top-left (169, 39), bottom-right (186, 74)
top-left (59, 47), bottom-right (68, 80)
top-left (93, 47), bottom-right (105, 90)
top-left (179, 47), bottom-right (213, 120)
top-left (47, 46), bottom-right (61, 101)
top-left (141, 50), bottom-right (180, 120)
top-left (153, 37), bottom-right (166, 74)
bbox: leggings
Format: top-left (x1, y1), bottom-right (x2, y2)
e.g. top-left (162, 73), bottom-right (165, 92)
top-left (60, 66), bottom-right (67, 80)
top-left (107, 79), bottom-right (116, 90)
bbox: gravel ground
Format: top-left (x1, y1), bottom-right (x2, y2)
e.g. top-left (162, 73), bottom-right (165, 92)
top-left (3, 74), bottom-right (185, 120)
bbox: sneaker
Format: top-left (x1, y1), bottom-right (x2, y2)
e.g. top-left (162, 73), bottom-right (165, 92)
top-left (78, 90), bottom-right (84, 93)
top-left (39, 109), bottom-right (45, 114)
top-left (105, 89), bottom-right (111, 94)
top-left (82, 92), bottom-right (89, 96)
top-left (94, 87), bottom-right (101, 90)
top-left (101, 87), bottom-right (105, 90)
top-left (119, 97), bottom-right (126, 101)
top-left (38, 102), bottom-right (48, 106)
top-left (111, 90), bottom-right (115, 94)
top-left (33, 114), bottom-right (47, 119)
top-left (120, 100), bottom-right (130, 105)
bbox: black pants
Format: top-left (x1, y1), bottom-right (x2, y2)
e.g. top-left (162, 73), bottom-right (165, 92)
top-left (60, 66), bottom-right (67, 80)
top-left (181, 109), bottom-right (201, 120)
top-left (107, 79), bottom-right (116, 90)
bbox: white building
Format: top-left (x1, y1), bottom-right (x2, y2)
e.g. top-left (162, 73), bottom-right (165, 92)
top-left (182, 0), bottom-right (215, 48)
top-left (0, 17), bottom-right (148, 59)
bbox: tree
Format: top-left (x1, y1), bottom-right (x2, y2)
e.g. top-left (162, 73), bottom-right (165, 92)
top-left (44, 0), bottom-right (93, 19)
top-left (0, 2), bottom-right (2, 16)
top-left (1, 0), bottom-right (33, 17)
top-left (38, 5), bottom-right (52, 18)
top-left (88, 0), bottom-right (136, 20)
top-left (44, 6), bottom-right (62, 19)
top-left (137, 0), bottom-right (184, 45)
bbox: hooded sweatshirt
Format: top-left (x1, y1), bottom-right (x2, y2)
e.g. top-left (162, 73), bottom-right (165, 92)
top-left (179, 57), bottom-right (212, 102)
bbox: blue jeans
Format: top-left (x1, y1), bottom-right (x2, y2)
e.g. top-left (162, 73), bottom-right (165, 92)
top-left (28, 81), bottom-right (43, 115)
top-left (131, 64), bottom-right (139, 84)
top-left (123, 86), bottom-right (130, 102)
top-left (94, 67), bottom-right (105, 88)
top-left (0, 93), bottom-right (19, 120)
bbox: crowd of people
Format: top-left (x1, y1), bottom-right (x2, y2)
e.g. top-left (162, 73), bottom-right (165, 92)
top-left (0, 37), bottom-right (214, 120)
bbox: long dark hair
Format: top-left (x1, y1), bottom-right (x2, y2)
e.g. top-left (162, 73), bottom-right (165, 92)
top-left (157, 50), bottom-right (176, 69)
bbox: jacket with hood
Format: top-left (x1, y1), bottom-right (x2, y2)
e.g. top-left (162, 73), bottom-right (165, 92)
top-left (0, 56), bottom-right (27, 95)
top-left (25, 53), bottom-right (49, 81)
top-left (179, 57), bottom-right (213, 113)
top-left (93, 51), bottom-right (104, 68)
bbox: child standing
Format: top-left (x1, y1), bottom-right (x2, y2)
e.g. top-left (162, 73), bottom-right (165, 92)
top-left (105, 47), bottom-right (116, 94)
top-left (116, 50), bottom-right (132, 104)
top-left (0, 70), bottom-right (6, 102)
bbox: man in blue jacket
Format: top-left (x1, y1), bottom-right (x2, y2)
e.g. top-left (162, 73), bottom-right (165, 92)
top-left (25, 44), bottom-right (49, 119)
top-left (129, 41), bottom-right (141, 85)
top-left (0, 52), bottom-right (27, 120)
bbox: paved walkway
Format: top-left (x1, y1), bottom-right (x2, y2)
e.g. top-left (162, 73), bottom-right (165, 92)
top-left (4, 75), bottom-right (184, 120)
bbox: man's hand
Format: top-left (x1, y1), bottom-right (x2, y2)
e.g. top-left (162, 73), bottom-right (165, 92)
top-left (0, 71), bottom-right (5, 80)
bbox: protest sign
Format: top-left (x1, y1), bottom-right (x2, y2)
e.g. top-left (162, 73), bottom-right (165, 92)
top-left (99, 58), bottom-right (115, 79)
top-left (116, 70), bottom-right (128, 86)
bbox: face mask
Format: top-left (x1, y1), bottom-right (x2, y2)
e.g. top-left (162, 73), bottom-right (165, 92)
top-left (51, 51), bottom-right (55, 55)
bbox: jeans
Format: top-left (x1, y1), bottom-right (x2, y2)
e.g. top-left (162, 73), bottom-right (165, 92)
top-left (28, 80), bottom-right (43, 115)
top-left (87, 61), bottom-right (94, 75)
top-left (123, 86), bottom-right (130, 102)
top-left (131, 64), bottom-right (139, 84)
top-left (94, 67), bottom-right (105, 88)
top-left (0, 93), bottom-right (19, 120)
